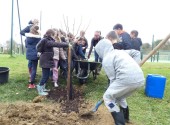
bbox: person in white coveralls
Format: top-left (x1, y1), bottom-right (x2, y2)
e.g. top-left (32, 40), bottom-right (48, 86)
top-left (95, 31), bottom-right (145, 125)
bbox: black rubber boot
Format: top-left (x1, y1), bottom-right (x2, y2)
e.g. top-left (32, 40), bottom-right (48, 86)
top-left (111, 111), bottom-right (125, 125)
top-left (120, 106), bottom-right (129, 123)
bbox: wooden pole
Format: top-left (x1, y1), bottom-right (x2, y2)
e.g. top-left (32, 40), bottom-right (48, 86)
top-left (16, 0), bottom-right (24, 55)
top-left (67, 46), bottom-right (72, 100)
top-left (10, 0), bottom-right (14, 57)
top-left (139, 33), bottom-right (170, 66)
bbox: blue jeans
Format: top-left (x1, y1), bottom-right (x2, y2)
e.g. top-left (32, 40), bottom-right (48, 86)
top-left (94, 50), bottom-right (102, 62)
top-left (39, 68), bottom-right (50, 86)
top-left (28, 60), bottom-right (32, 69)
top-left (59, 59), bottom-right (68, 78)
top-left (30, 60), bottom-right (38, 83)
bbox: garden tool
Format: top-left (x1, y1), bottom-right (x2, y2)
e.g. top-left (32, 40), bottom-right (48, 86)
top-left (80, 100), bottom-right (103, 116)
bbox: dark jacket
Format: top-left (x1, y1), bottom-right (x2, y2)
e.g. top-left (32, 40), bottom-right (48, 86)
top-left (82, 37), bottom-right (88, 53)
top-left (20, 21), bottom-right (33, 48)
top-left (88, 36), bottom-right (103, 56)
top-left (25, 33), bottom-right (41, 60)
top-left (37, 36), bottom-right (68, 68)
top-left (20, 24), bottom-right (33, 36)
top-left (131, 38), bottom-right (142, 51)
top-left (113, 32), bottom-right (132, 50)
top-left (72, 43), bottom-right (85, 59)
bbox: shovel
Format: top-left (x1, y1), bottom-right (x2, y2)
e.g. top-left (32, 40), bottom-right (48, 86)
top-left (80, 100), bottom-right (103, 116)
top-left (80, 33), bottom-right (170, 117)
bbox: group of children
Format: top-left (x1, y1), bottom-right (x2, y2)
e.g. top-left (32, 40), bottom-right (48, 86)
top-left (21, 19), bottom-right (89, 96)
top-left (21, 19), bottom-right (144, 124)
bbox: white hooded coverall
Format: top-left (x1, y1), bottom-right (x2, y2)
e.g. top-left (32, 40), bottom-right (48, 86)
top-left (95, 39), bottom-right (145, 112)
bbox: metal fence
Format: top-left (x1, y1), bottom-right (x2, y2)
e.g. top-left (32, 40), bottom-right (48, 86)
top-left (0, 46), bottom-right (170, 63)
top-left (0, 47), bottom-right (3, 53)
top-left (87, 49), bottom-right (170, 63)
top-left (0, 46), bottom-right (21, 54)
top-left (142, 50), bottom-right (170, 63)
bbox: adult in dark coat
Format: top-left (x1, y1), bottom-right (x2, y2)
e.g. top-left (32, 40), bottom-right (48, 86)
top-left (36, 29), bottom-right (68, 96)
top-left (25, 25), bottom-right (41, 88)
top-left (88, 31), bottom-right (103, 62)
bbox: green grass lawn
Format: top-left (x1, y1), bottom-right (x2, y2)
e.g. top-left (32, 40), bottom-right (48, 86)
top-left (0, 54), bottom-right (170, 125)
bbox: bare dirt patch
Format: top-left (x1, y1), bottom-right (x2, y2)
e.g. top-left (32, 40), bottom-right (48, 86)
top-left (0, 86), bottom-right (138, 125)
top-left (0, 102), bottom-right (113, 125)
top-left (47, 87), bottom-right (85, 114)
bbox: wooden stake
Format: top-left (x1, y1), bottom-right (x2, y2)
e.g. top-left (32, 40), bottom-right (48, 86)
top-left (139, 33), bottom-right (170, 66)
top-left (67, 46), bottom-right (72, 100)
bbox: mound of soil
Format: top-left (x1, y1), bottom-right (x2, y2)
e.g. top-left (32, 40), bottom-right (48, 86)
top-left (47, 87), bottom-right (85, 113)
top-left (0, 102), bottom-right (114, 125)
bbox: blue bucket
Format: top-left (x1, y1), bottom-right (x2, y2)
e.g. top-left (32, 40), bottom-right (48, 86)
top-left (145, 74), bottom-right (166, 99)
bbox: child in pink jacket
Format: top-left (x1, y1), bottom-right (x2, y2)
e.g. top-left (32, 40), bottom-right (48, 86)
top-left (53, 29), bottom-right (67, 87)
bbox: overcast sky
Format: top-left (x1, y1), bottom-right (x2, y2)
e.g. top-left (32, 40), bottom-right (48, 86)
top-left (0, 0), bottom-right (170, 45)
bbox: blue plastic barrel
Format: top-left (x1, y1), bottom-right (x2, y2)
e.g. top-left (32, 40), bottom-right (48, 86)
top-left (145, 74), bottom-right (166, 99)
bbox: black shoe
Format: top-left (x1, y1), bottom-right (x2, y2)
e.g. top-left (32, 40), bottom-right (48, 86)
top-left (111, 111), bottom-right (125, 125)
top-left (120, 106), bottom-right (129, 123)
